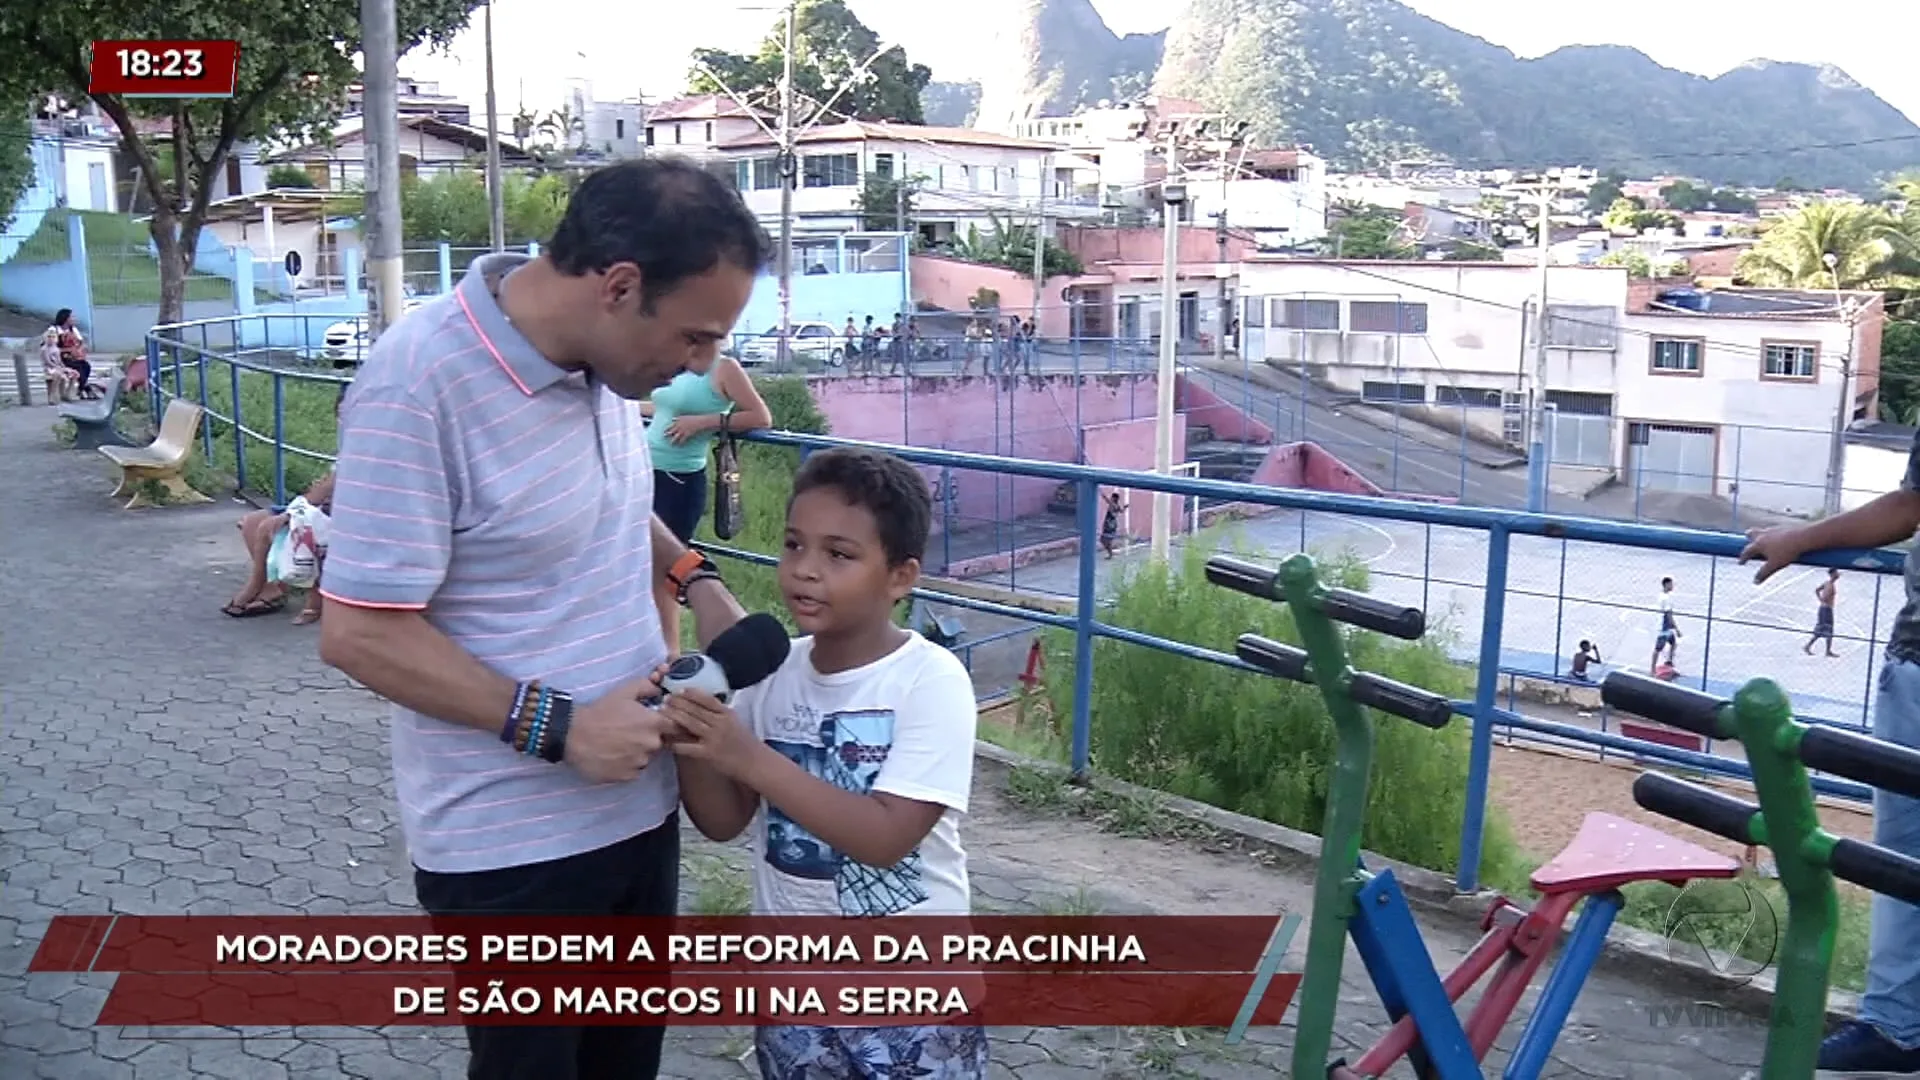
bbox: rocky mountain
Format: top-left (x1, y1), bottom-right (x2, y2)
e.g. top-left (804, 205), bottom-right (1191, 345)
top-left (955, 0), bottom-right (1920, 190)
top-left (971, 0), bottom-right (1165, 133)
top-left (921, 81), bottom-right (983, 128)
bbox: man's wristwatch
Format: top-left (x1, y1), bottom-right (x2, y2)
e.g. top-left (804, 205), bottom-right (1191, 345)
top-left (666, 548), bottom-right (724, 608)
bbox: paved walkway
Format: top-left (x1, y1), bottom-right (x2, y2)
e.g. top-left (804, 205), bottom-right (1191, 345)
top-left (1, 401), bottom-right (1784, 1078)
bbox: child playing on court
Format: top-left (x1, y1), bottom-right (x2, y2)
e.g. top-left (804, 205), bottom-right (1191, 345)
top-left (662, 446), bottom-right (988, 1078)
top-left (1100, 490), bottom-right (1124, 558)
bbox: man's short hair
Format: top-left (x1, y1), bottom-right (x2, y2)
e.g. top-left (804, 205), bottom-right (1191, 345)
top-left (1661, 576), bottom-right (1673, 588)
top-left (545, 157), bottom-right (771, 310)
top-left (791, 448), bottom-right (932, 567)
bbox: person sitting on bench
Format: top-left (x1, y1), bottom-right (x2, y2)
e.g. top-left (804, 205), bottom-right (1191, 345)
top-left (42, 309), bottom-right (98, 400)
top-left (1570, 640), bottom-right (1602, 681)
top-left (221, 386), bottom-right (344, 623)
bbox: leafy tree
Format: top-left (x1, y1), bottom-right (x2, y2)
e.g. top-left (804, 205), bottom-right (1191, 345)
top-left (857, 173), bottom-right (922, 232)
top-left (0, 104), bottom-right (31, 232)
top-left (265, 164), bottom-right (317, 189)
top-left (687, 0), bottom-right (931, 125)
top-left (1602, 198), bottom-right (1680, 235)
top-left (1584, 171), bottom-right (1626, 215)
top-left (0, 3), bottom-right (483, 325)
top-left (1735, 201), bottom-right (1893, 289)
top-left (1707, 188), bottom-right (1756, 214)
top-left (946, 215), bottom-right (1081, 279)
top-left (400, 170), bottom-right (569, 245)
top-left (1322, 203), bottom-right (1414, 259)
top-left (1597, 250), bottom-right (1688, 280)
top-left (1660, 180), bottom-right (1709, 212)
top-left (1878, 320), bottom-right (1920, 423)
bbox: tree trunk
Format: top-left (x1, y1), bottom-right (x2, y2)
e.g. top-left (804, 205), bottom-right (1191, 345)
top-left (150, 211), bottom-right (187, 329)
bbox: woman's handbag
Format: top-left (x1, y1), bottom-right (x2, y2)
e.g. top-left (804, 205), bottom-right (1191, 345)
top-left (712, 409), bottom-right (745, 541)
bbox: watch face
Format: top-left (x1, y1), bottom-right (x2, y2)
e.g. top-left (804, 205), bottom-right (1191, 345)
top-left (667, 655), bottom-right (705, 679)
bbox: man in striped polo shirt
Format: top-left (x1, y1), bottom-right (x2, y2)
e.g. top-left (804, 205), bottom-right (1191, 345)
top-left (318, 159), bottom-right (767, 1079)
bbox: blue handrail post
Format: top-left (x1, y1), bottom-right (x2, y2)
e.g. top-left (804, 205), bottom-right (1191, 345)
top-left (196, 350), bottom-right (214, 463)
top-left (1069, 477), bottom-right (1100, 781)
top-left (1457, 524), bottom-right (1512, 893)
top-left (272, 374), bottom-right (287, 507)
top-left (145, 335), bottom-right (162, 418)
top-left (438, 242), bottom-right (454, 294)
top-left (940, 466), bottom-right (954, 575)
top-left (229, 359), bottom-right (246, 489)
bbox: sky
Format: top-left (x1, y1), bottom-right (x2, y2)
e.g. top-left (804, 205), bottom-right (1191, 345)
top-left (400, 0), bottom-right (1919, 129)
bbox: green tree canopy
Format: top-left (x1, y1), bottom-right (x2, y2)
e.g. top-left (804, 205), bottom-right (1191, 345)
top-left (401, 170), bottom-right (569, 245)
top-left (687, 0), bottom-right (931, 125)
top-left (0, 105), bottom-right (31, 233)
top-left (1735, 201), bottom-right (1894, 289)
top-left (1660, 180), bottom-right (1708, 212)
top-left (0, 2), bottom-right (483, 324)
top-left (1322, 204), bottom-right (1414, 259)
top-left (1584, 171), bottom-right (1626, 215)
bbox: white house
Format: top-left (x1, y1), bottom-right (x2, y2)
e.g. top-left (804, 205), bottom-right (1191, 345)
top-left (643, 94), bottom-right (768, 157)
top-left (258, 114), bottom-right (532, 190)
top-left (191, 190), bottom-right (360, 293)
top-left (23, 121), bottom-right (119, 213)
top-left (1616, 285), bottom-right (1884, 516)
top-left (1182, 148), bottom-right (1329, 247)
top-left (1233, 258), bottom-right (1883, 516)
top-left (706, 122), bottom-right (1102, 244)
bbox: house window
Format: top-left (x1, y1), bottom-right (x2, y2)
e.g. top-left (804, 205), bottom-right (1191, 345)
top-left (1242, 296), bottom-right (1266, 328)
top-left (704, 121), bottom-right (713, 143)
top-left (1435, 385), bottom-right (1502, 408)
top-left (1762, 341), bottom-right (1818, 380)
top-left (802, 153), bottom-right (858, 188)
top-left (1350, 300), bottom-right (1428, 334)
top-left (1270, 298), bottom-right (1340, 330)
top-left (873, 153), bottom-right (893, 180)
top-left (646, 126), bottom-right (655, 146)
top-left (752, 156), bottom-right (780, 190)
top-left (733, 160), bottom-right (750, 191)
top-left (1650, 337), bottom-right (1703, 374)
top-left (1362, 381), bottom-right (1426, 404)
top-left (673, 124), bottom-right (682, 144)
top-left (615, 118), bottom-right (625, 139)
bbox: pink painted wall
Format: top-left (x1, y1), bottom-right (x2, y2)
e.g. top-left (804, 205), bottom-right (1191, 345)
top-left (1058, 225), bottom-right (1256, 267)
top-left (1247, 441), bottom-right (1458, 504)
top-left (1083, 415), bottom-right (1189, 535)
top-left (1177, 375), bottom-right (1275, 445)
top-left (909, 255), bottom-right (1073, 339)
top-left (810, 373), bottom-right (1163, 527)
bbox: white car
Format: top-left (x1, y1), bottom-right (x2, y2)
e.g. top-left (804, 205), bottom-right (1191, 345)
top-left (736, 321), bottom-right (846, 368)
top-left (320, 298), bottom-right (430, 367)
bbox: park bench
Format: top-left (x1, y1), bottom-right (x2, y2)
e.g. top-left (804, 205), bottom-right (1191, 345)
top-left (57, 364), bottom-right (128, 450)
top-left (101, 399), bottom-right (208, 509)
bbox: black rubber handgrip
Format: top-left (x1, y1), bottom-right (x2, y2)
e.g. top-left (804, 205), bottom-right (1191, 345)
top-left (1318, 589), bottom-right (1426, 640)
top-left (1601, 672), bottom-right (1728, 738)
top-left (1800, 726), bottom-right (1920, 801)
top-left (1831, 839), bottom-right (1920, 907)
top-left (1205, 556), bottom-right (1281, 601)
top-left (1631, 772), bottom-right (1759, 845)
top-left (1350, 672), bottom-right (1454, 729)
top-left (1236, 634), bottom-right (1310, 684)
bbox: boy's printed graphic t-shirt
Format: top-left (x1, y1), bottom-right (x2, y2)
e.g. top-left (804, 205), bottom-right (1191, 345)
top-left (734, 632), bottom-right (977, 918)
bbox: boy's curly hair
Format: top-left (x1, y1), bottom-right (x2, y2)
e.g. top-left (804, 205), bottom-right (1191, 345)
top-left (790, 448), bottom-right (931, 566)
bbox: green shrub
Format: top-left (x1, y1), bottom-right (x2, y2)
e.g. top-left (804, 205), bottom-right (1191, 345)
top-left (163, 361), bottom-right (342, 500)
top-left (1035, 538), bottom-right (1530, 882)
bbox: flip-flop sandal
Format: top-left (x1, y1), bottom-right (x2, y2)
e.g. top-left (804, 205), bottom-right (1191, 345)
top-left (224, 596), bottom-right (287, 618)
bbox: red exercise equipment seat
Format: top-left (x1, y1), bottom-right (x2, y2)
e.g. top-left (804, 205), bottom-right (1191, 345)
top-left (1529, 811), bottom-right (1742, 895)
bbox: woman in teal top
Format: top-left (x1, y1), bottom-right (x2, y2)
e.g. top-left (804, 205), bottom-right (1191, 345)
top-left (643, 352), bottom-right (772, 646)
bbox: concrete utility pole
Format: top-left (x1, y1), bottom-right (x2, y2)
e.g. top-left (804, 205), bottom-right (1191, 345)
top-left (1031, 153), bottom-right (1048, 333)
top-left (1525, 179), bottom-right (1552, 512)
top-left (483, 0), bottom-right (505, 253)
top-left (1824, 254), bottom-right (1860, 516)
top-left (360, 0), bottom-right (405, 342)
top-left (775, 0), bottom-right (797, 371)
top-left (1151, 131), bottom-right (1186, 562)
top-left (1214, 206), bottom-right (1228, 365)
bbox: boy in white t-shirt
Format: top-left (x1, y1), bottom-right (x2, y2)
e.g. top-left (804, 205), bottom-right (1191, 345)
top-left (662, 446), bottom-right (987, 1078)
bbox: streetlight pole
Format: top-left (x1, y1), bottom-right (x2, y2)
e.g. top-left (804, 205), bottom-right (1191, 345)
top-left (775, 0), bottom-right (797, 372)
top-left (1031, 153), bottom-right (1048, 333)
top-left (1824, 254), bottom-right (1858, 516)
top-left (483, 0), bottom-right (505, 253)
top-left (360, 0), bottom-right (404, 341)
top-left (1524, 179), bottom-right (1552, 512)
top-left (1151, 159), bottom-right (1187, 562)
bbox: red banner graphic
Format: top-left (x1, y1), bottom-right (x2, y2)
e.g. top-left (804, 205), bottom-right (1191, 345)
top-left (31, 915), bottom-right (1283, 974)
top-left (94, 970), bottom-right (1303, 1028)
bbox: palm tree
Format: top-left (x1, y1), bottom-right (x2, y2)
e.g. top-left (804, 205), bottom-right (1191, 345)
top-left (1735, 201), bottom-right (1894, 289)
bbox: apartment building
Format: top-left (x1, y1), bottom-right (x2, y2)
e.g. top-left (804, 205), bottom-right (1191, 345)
top-left (1234, 258), bottom-right (1883, 515)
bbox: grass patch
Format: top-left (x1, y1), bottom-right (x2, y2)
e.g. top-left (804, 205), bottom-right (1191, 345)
top-left (157, 357), bottom-right (343, 501)
top-left (684, 854), bottom-right (751, 916)
top-left (5, 209), bottom-right (265, 307)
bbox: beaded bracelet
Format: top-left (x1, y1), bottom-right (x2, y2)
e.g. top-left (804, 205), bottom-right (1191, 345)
top-left (538, 692), bottom-right (574, 764)
top-left (521, 686), bottom-right (551, 758)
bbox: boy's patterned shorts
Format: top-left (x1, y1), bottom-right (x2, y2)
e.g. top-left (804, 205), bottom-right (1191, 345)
top-left (753, 1022), bottom-right (989, 1079)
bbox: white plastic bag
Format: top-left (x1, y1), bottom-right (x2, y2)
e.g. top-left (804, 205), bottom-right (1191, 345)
top-left (277, 496), bottom-right (331, 588)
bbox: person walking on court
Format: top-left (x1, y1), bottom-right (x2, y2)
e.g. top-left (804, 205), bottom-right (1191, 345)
top-left (1807, 568), bottom-right (1841, 658)
top-left (1742, 429), bottom-right (1920, 1073)
top-left (1650, 576), bottom-right (1682, 674)
top-left (1099, 490), bottom-right (1124, 559)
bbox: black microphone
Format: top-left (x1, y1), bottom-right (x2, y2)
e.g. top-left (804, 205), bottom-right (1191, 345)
top-left (657, 613), bottom-right (791, 704)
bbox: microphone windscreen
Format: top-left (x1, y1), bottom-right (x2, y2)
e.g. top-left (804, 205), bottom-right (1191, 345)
top-left (706, 613), bottom-right (792, 691)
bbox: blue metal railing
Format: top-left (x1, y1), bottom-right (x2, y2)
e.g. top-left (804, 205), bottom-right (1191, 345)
top-left (144, 313), bottom-right (1906, 893)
